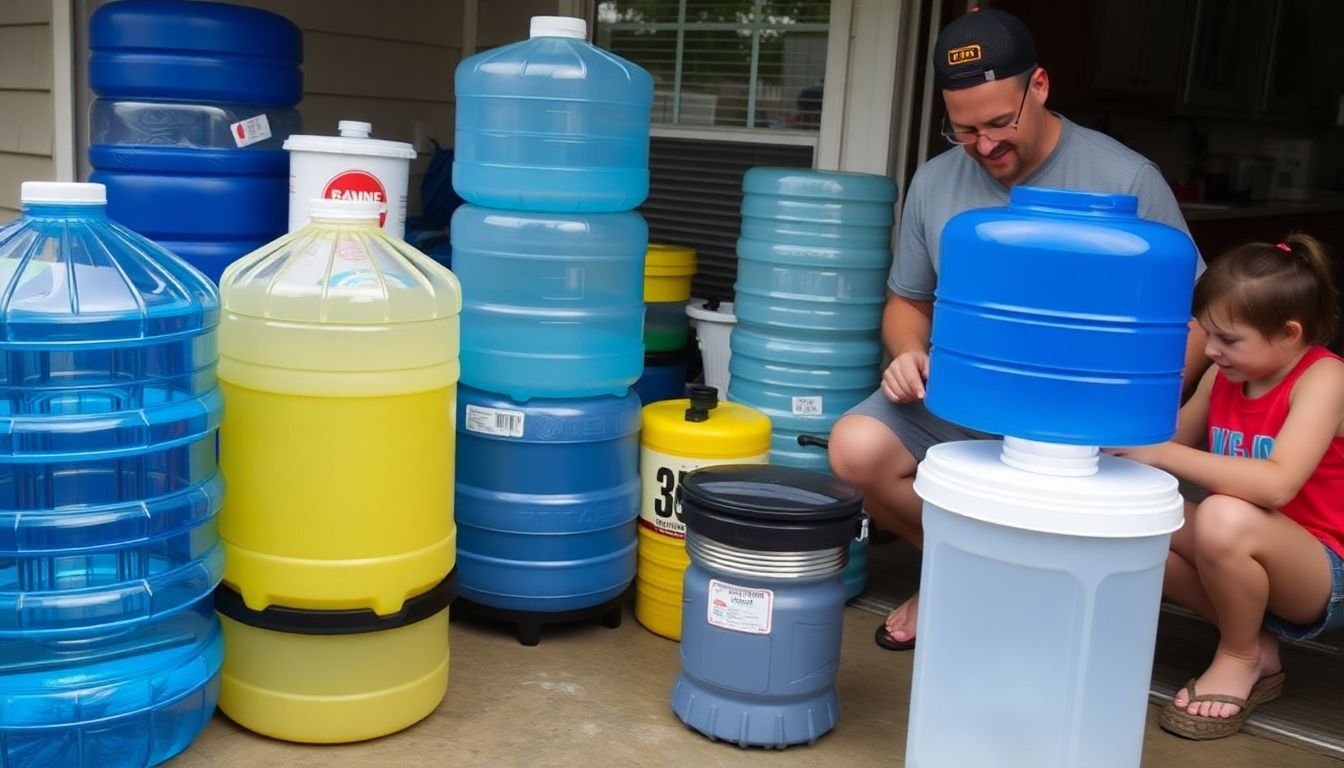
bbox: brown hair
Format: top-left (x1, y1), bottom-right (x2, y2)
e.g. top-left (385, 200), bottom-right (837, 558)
top-left (1192, 233), bottom-right (1338, 345)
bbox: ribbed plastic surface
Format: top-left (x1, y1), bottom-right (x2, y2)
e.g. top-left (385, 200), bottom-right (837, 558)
top-left (927, 186), bottom-right (1198, 445)
top-left (450, 205), bottom-right (646, 400)
top-left (89, 0), bottom-right (302, 105)
top-left (88, 0), bottom-right (301, 283)
top-left (217, 205), bottom-right (461, 616)
top-left (455, 386), bottom-right (640, 613)
top-left (453, 23), bottom-right (653, 212)
top-left (0, 191), bottom-right (222, 768)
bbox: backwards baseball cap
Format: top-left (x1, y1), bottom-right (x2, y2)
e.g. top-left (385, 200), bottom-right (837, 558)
top-left (933, 7), bottom-right (1037, 91)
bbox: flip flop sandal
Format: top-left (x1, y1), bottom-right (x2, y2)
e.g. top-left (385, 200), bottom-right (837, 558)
top-left (1158, 671), bottom-right (1286, 740)
top-left (874, 621), bottom-right (916, 651)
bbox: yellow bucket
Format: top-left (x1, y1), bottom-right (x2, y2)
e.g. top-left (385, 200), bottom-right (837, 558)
top-left (636, 387), bottom-right (770, 640)
top-left (215, 573), bottom-right (455, 743)
top-left (643, 243), bottom-right (696, 303)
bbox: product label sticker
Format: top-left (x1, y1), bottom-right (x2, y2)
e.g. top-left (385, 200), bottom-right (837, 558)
top-left (707, 579), bottom-right (773, 634)
top-left (791, 395), bottom-right (823, 416)
top-left (230, 114), bottom-right (272, 148)
top-left (323, 170), bottom-right (389, 226)
top-left (465, 404), bottom-right (525, 438)
top-left (638, 447), bottom-right (768, 538)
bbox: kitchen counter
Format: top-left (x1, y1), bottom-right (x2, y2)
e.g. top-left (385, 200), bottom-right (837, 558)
top-left (1179, 198), bottom-right (1344, 222)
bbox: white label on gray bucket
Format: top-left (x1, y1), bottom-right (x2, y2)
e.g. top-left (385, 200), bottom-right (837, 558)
top-left (707, 580), bottom-right (773, 634)
top-left (230, 115), bottom-right (272, 148)
top-left (465, 404), bottom-right (525, 438)
top-left (792, 396), bottom-right (823, 416)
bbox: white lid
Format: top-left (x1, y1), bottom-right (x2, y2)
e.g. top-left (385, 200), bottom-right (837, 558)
top-left (307, 198), bottom-right (381, 222)
top-left (914, 440), bottom-right (1183, 538)
top-left (21, 181), bottom-right (106, 205)
top-left (530, 15), bottom-right (587, 39)
top-left (284, 121), bottom-right (416, 160)
top-left (338, 120), bottom-right (373, 138)
top-left (685, 299), bottom-right (736, 324)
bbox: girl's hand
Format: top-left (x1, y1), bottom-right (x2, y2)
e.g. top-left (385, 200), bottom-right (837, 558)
top-left (1103, 443), bottom-right (1168, 467)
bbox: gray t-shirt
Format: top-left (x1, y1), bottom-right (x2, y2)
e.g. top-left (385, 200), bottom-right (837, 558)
top-left (889, 116), bottom-right (1200, 300)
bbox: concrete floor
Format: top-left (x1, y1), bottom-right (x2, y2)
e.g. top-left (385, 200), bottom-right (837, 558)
top-left (168, 601), bottom-right (1339, 768)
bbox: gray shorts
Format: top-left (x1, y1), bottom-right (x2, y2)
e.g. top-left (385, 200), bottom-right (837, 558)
top-left (846, 388), bottom-right (995, 462)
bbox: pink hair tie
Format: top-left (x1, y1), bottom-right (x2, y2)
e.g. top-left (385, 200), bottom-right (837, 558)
top-left (1276, 242), bottom-right (1292, 253)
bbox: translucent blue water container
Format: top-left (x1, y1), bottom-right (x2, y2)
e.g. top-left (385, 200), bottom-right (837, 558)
top-left (455, 386), bottom-right (640, 617)
top-left (672, 465), bottom-right (863, 748)
top-left (0, 182), bottom-right (223, 767)
top-left (451, 205), bottom-right (646, 400)
top-left (453, 16), bottom-right (652, 212)
top-left (88, 0), bottom-right (302, 283)
top-left (733, 168), bottom-right (897, 333)
top-left (907, 439), bottom-right (1181, 767)
top-left (928, 186), bottom-right (1198, 446)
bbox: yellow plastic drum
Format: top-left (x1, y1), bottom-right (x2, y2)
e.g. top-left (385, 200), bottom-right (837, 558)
top-left (643, 244), bottom-right (696, 352)
top-left (215, 573), bottom-right (455, 744)
top-left (637, 386), bottom-right (770, 640)
top-left (217, 200), bottom-right (461, 615)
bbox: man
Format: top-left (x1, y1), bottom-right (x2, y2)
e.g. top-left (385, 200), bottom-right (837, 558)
top-left (827, 7), bottom-right (1209, 651)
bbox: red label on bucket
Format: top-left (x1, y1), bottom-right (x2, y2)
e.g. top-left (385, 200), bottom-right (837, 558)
top-left (322, 171), bottom-right (387, 226)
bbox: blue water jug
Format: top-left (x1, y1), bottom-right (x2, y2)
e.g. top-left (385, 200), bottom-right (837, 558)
top-left (928, 186), bottom-right (1198, 446)
top-left (88, 0), bottom-right (302, 283)
top-left (454, 386), bottom-right (640, 643)
top-left (451, 205), bottom-right (646, 400)
top-left (672, 465), bottom-right (863, 748)
top-left (0, 182), bottom-right (223, 767)
top-left (633, 349), bottom-right (688, 404)
top-left (453, 16), bottom-right (652, 212)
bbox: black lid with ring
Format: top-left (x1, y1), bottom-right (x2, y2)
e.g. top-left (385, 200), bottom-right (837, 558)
top-left (677, 465), bottom-right (863, 551)
top-left (214, 570), bottom-right (457, 635)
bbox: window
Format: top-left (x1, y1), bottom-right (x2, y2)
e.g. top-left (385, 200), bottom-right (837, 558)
top-left (595, 1), bottom-right (831, 132)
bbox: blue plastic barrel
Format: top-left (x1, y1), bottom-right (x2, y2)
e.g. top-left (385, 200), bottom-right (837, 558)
top-left (88, 0), bottom-right (301, 283)
top-left (451, 205), bottom-right (646, 400)
top-left (633, 349), bottom-right (688, 404)
top-left (0, 182), bottom-right (223, 767)
top-left (454, 386), bottom-right (640, 614)
top-left (453, 16), bottom-right (652, 212)
top-left (928, 186), bottom-right (1198, 446)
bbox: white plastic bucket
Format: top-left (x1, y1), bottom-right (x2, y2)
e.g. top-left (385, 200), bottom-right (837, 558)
top-left (284, 120), bottom-right (416, 238)
top-left (906, 438), bottom-right (1182, 768)
top-left (685, 299), bottom-right (735, 398)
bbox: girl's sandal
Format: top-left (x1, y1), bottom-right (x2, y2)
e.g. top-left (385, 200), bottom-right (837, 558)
top-left (1158, 672), bottom-right (1286, 740)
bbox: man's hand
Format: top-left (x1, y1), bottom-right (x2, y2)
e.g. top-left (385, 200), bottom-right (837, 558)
top-left (881, 351), bottom-right (930, 403)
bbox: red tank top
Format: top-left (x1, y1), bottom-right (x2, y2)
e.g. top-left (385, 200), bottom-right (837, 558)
top-left (1207, 345), bottom-right (1344, 557)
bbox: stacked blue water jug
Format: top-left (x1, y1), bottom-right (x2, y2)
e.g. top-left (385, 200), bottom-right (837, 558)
top-left (87, 0), bottom-right (302, 283)
top-left (727, 168), bottom-right (899, 599)
top-left (449, 16), bottom-right (653, 644)
top-left (0, 182), bottom-right (224, 768)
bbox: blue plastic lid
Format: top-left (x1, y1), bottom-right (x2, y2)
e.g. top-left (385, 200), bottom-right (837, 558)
top-left (1010, 186), bottom-right (1139, 215)
top-left (90, 0), bottom-right (301, 60)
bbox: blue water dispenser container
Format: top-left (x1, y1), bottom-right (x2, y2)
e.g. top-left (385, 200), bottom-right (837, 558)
top-left (0, 182), bottom-right (224, 768)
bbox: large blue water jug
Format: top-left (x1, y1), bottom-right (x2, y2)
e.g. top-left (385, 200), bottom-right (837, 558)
top-left (455, 386), bottom-right (640, 632)
top-left (927, 186), bottom-right (1198, 446)
top-left (451, 204), bottom-right (647, 400)
top-left (88, 0), bottom-right (302, 283)
top-left (0, 182), bottom-right (223, 767)
top-left (453, 16), bottom-right (652, 212)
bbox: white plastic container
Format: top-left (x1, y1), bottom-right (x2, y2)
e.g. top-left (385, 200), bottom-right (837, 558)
top-left (284, 120), bottom-right (416, 237)
top-left (906, 437), bottom-right (1182, 768)
top-left (685, 299), bottom-right (735, 397)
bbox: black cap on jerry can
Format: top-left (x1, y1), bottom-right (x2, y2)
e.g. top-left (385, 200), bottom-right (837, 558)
top-left (684, 385), bottom-right (719, 422)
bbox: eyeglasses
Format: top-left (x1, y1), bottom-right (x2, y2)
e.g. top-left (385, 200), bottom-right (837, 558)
top-left (940, 71), bottom-right (1034, 146)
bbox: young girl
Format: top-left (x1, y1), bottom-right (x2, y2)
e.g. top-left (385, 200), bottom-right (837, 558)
top-left (1113, 233), bottom-right (1344, 740)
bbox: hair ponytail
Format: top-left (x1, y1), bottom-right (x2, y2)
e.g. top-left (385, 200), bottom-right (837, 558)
top-left (1281, 233), bottom-right (1338, 345)
top-left (1193, 232), bottom-right (1338, 345)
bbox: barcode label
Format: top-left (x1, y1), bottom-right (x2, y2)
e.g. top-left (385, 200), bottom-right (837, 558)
top-left (230, 114), bottom-right (272, 147)
top-left (465, 404), bottom-right (525, 438)
top-left (792, 396), bottom-right (823, 416)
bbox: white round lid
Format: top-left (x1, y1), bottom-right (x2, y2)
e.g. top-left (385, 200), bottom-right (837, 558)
top-left (307, 198), bottom-right (381, 222)
top-left (914, 440), bottom-right (1183, 538)
top-left (530, 15), bottom-right (587, 39)
top-left (21, 181), bottom-right (106, 205)
top-left (284, 120), bottom-right (416, 159)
